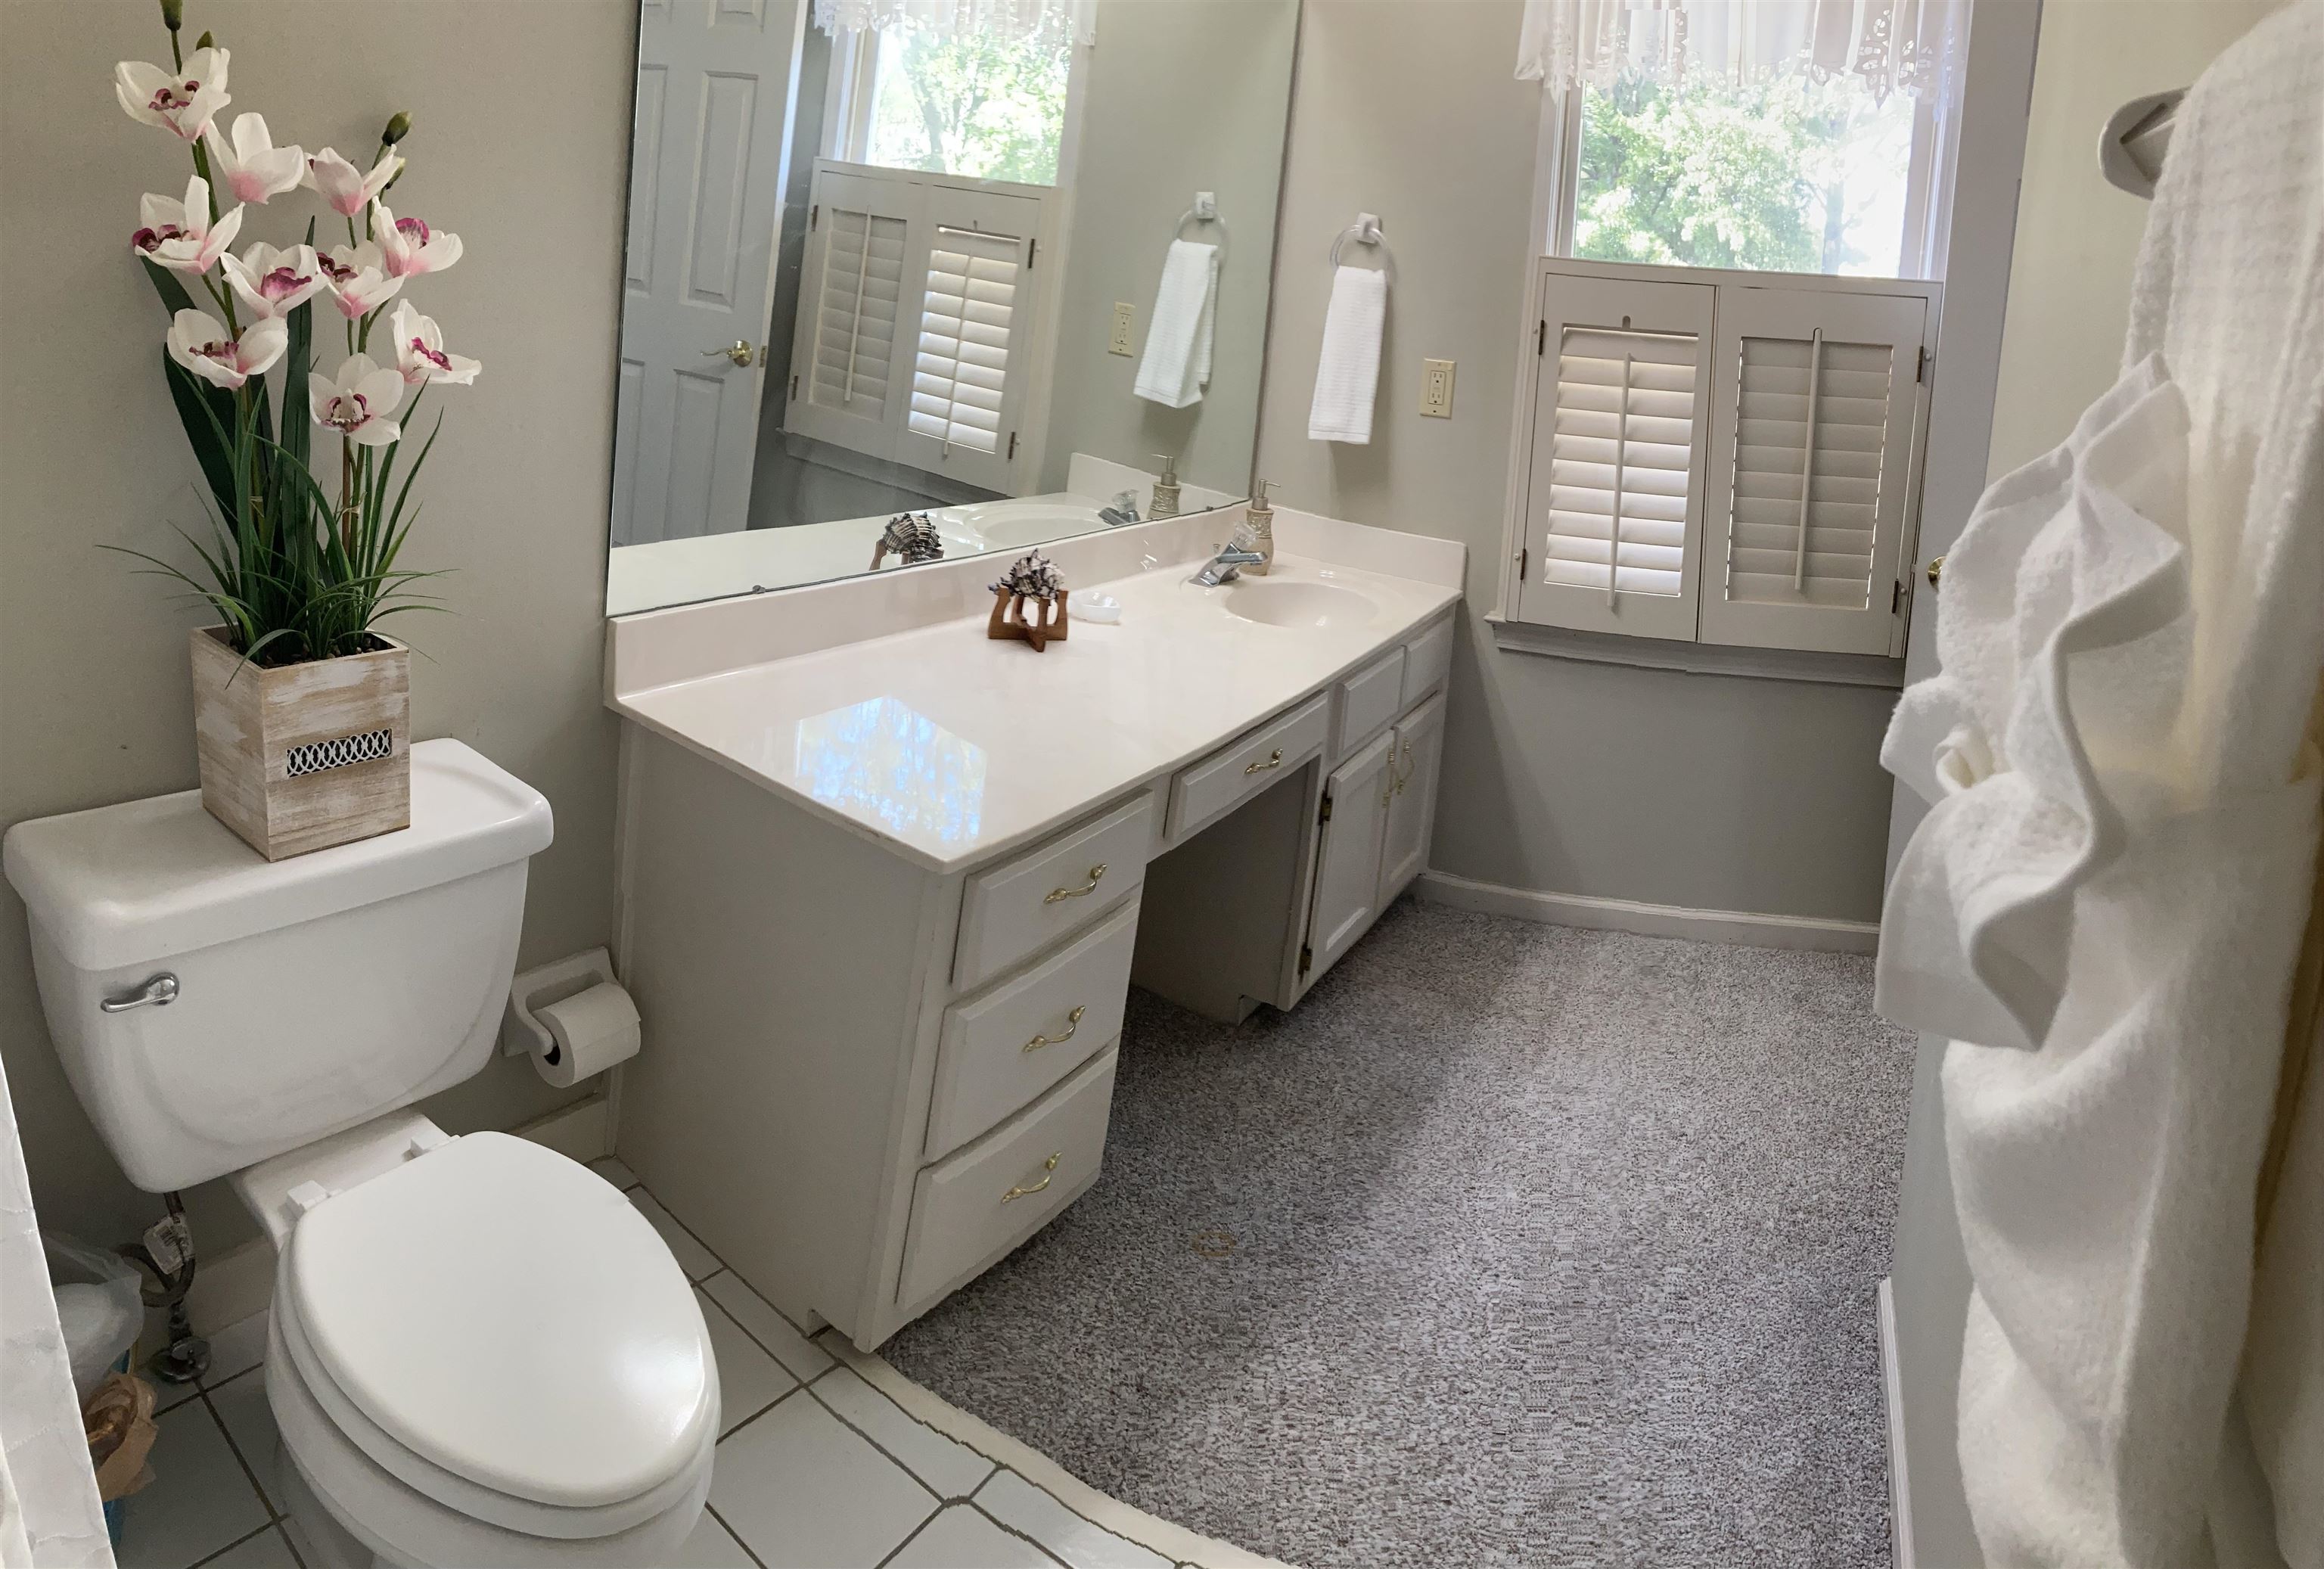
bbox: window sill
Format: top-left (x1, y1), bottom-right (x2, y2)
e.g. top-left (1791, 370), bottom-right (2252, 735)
top-left (1487, 614), bottom-right (1906, 690)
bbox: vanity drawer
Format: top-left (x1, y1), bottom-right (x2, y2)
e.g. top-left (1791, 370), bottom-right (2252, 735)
top-left (1336, 647), bottom-right (1407, 757)
top-left (954, 794), bottom-right (1153, 990)
top-left (927, 900), bottom-right (1139, 1160)
top-left (1401, 617), bottom-right (1453, 710)
top-left (1167, 693), bottom-right (1329, 840)
top-left (898, 1045), bottom-right (1117, 1309)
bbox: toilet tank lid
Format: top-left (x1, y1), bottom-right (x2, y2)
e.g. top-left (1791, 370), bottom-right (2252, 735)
top-left (1, 739), bottom-right (553, 971)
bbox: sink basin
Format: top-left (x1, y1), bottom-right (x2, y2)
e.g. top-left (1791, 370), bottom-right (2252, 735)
top-left (1213, 579), bottom-right (1378, 629)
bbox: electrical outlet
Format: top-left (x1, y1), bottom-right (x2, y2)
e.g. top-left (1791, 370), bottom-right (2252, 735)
top-left (1108, 302), bottom-right (1136, 356)
top-left (1421, 358), bottom-right (1456, 418)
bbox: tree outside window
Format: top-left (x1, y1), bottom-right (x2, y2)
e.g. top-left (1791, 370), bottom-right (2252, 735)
top-left (1574, 72), bottom-right (1918, 277)
top-left (866, 29), bottom-right (1072, 186)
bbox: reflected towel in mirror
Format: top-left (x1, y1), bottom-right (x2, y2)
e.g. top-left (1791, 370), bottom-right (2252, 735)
top-left (1308, 264), bottom-right (1387, 444)
top-left (1134, 239), bottom-right (1217, 409)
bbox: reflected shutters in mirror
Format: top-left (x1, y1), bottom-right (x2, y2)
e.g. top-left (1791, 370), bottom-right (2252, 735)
top-left (605, 0), bottom-right (1302, 615)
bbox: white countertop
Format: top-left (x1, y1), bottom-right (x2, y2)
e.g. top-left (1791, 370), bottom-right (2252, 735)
top-left (611, 550), bottom-right (1460, 874)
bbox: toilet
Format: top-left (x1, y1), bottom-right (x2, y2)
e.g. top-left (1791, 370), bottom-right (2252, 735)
top-left (2, 739), bottom-right (718, 1567)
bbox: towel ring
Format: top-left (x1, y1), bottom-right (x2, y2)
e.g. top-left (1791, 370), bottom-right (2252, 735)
top-left (1330, 214), bottom-right (1396, 284)
top-left (1173, 191), bottom-right (1228, 263)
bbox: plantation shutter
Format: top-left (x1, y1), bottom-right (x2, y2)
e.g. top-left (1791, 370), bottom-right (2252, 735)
top-left (786, 167), bottom-right (915, 459)
top-left (896, 190), bottom-right (1039, 491)
top-left (1698, 286), bottom-right (1928, 654)
top-left (1516, 272), bottom-right (1713, 642)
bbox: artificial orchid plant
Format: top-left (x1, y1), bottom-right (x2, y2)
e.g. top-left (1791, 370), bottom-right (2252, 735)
top-left (114, 0), bottom-right (479, 667)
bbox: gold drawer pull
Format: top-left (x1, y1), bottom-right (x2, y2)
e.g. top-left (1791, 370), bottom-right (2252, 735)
top-left (1926, 555), bottom-right (1944, 589)
top-left (1002, 1152), bottom-right (1061, 1204)
top-left (1043, 864), bottom-right (1108, 904)
top-left (1244, 747), bottom-right (1285, 776)
top-left (1023, 1005), bottom-right (1086, 1053)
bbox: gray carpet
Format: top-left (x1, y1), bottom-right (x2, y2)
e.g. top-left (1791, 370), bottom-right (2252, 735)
top-left (882, 900), bottom-right (1916, 1568)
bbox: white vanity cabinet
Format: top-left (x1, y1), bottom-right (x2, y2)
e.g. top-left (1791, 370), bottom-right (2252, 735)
top-left (607, 516), bottom-right (1463, 1348)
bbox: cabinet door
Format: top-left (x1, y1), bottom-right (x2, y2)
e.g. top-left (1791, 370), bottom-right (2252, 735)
top-left (1379, 692), bottom-right (1446, 903)
top-left (1306, 729), bottom-right (1395, 980)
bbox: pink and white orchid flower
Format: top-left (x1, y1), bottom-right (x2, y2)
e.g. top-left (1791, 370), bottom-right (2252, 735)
top-left (372, 201), bottom-right (462, 279)
top-left (114, 47), bottom-right (229, 141)
top-left (130, 174), bottom-right (242, 275)
top-left (386, 301), bottom-right (481, 387)
top-left (303, 147), bottom-right (403, 219)
top-left (311, 353), bottom-right (406, 447)
top-left (220, 242), bottom-right (325, 319)
top-left (201, 113), bottom-right (303, 204)
top-left (316, 241), bottom-right (404, 320)
top-left (164, 309), bottom-right (286, 391)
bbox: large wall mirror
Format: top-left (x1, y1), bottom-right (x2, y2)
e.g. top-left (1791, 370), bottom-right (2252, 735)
top-left (606, 0), bottom-right (1300, 616)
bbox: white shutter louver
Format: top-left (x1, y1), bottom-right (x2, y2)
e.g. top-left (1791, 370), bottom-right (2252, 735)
top-left (1543, 325), bottom-right (1698, 598)
top-left (1700, 287), bottom-right (1928, 654)
top-left (1519, 272), bottom-right (1713, 641)
top-left (809, 205), bottom-right (909, 419)
top-left (909, 227), bottom-right (1021, 455)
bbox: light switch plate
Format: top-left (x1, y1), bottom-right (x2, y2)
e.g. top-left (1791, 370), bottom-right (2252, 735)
top-left (1109, 302), bottom-right (1136, 356)
top-left (1421, 358), bottom-right (1456, 418)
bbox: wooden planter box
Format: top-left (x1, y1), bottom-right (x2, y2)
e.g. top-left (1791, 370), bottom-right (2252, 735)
top-left (189, 626), bottom-right (412, 861)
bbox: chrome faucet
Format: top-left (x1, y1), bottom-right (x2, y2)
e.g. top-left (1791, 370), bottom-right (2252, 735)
top-left (1188, 546), bottom-right (1266, 586)
top-left (1099, 490), bottom-right (1142, 528)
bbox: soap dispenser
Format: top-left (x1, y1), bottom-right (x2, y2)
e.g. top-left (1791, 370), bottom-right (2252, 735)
top-left (1149, 454), bottom-right (1182, 520)
top-left (1234, 479), bottom-right (1275, 576)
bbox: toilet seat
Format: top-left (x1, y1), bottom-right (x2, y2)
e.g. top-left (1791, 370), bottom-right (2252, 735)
top-left (269, 1131), bottom-right (717, 1552)
top-left (269, 1313), bottom-right (714, 1569)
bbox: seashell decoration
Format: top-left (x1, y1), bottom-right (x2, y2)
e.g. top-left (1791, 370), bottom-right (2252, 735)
top-left (987, 549), bottom-right (1069, 651)
top-left (871, 511), bottom-right (944, 570)
top-left (991, 549), bottom-right (1064, 603)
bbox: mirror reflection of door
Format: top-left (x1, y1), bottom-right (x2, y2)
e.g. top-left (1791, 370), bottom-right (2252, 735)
top-left (613, 0), bottom-right (797, 548)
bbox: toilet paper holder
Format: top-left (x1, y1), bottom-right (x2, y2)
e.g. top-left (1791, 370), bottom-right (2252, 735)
top-left (502, 946), bottom-right (634, 1061)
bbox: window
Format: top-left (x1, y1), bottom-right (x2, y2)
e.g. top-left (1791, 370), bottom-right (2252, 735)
top-left (834, 27), bottom-right (1075, 185)
top-left (1570, 72), bottom-right (1934, 278)
top-left (1511, 262), bottom-right (1934, 657)
top-left (786, 164), bottom-right (1042, 493)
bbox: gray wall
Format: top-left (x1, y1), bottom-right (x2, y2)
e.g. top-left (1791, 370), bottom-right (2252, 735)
top-left (0, 0), bottom-right (633, 1251)
top-left (1039, 0), bottom-right (1297, 500)
top-left (1254, 0), bottom-right (1897, 924)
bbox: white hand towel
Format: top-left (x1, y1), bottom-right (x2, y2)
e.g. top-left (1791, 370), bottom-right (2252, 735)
top-left (1133, 240), bottom-right (1216, 409)
top-left (1306, 264), bottom-right (1387, 444)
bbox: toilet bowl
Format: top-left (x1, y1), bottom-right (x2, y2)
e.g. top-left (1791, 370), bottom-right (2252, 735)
top-left (244, 1125), bottom-right (718, 1568)
top-left (1, 741), bottom-right (719, 1565)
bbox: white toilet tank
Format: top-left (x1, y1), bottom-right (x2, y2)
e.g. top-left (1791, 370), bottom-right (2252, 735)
top-left (3, 740), bottom-right (553, 1193)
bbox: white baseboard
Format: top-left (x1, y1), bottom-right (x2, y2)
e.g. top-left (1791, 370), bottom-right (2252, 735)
top-left (1880, 1277), bottom-right (1915, 1569)
top-left (183, 1095), bottom-right (617, 1338)
top-left (1412, 871), bottom-right (1882, 954)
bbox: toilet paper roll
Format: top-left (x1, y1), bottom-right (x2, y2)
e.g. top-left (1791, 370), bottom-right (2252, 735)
top-left (531, 980), bottom-right (641, 1087)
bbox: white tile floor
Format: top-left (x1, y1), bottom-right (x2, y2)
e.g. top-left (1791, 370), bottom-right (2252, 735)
top-left (122, 1160), bottom-right (1214, 1569)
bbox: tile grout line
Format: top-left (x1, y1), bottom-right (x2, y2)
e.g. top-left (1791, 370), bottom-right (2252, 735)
top-left (868, 1500), bottom-right (948, 1569)
top-left (198, 1376), bottom-right (284, 1527)
top-left (704, 1502), bottom-right (770, 1569)
top-left (180, 1519), bottom-right (281, 1569)
top-left (965, 1498), bottom-right (1077, 1567)
top-left (713, 1381), bottom-right (805, 1443)
top-left (698, 1288), bottom-right (809, 1412)
top-left (802, 1374), bottom-right (987, 1505)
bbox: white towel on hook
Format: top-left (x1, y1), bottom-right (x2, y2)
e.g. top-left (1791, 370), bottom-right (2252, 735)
top-left (1133, 239), bottom-right (1216, 409)
top-left (1306, 264), bottom-right (1387, 444)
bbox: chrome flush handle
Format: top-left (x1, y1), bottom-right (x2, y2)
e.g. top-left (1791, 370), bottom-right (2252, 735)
top-left (100, 973), bottom-right (179, 1013)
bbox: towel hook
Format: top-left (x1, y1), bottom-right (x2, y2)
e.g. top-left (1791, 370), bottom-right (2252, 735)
top-left (1173, 190), bottom-right (1228, 262)
top-left (1329, 213), bottom-right (1395, 284)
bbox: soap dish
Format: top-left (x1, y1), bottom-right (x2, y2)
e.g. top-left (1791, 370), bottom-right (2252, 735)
top-left (1078, 593), bottom-right (1123, 624)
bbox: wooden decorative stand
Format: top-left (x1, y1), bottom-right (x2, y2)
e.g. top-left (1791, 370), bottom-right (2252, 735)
top-left (987, 587), bottom-right (1070, 651)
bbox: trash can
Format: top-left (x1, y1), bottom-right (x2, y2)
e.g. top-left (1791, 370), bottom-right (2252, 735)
top-left (45, 1233), bottom-right (154, 1540)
